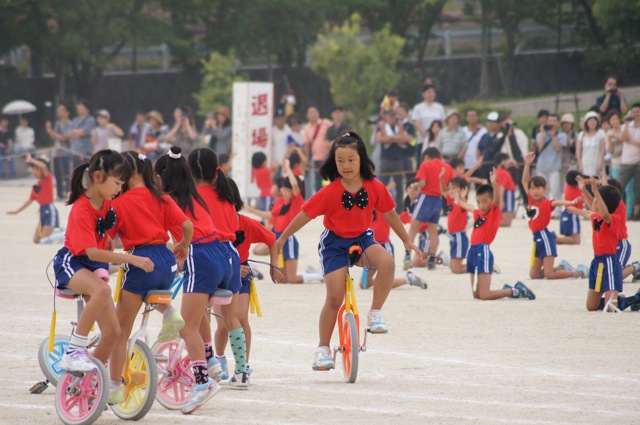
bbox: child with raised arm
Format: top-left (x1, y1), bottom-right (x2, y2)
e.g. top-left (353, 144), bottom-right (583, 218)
top-left (455, 169), bottom-right (535, 300)
top-left (494, 153), bottom-right (517, 227)
top-left (275, 132), bottom-right (420, 370)
top-left (556, 170), bottom-right (583, 245)
top-left (440, 175), bottom-right (470, 274)
top-left (522, 152), bottom-right (585, 280)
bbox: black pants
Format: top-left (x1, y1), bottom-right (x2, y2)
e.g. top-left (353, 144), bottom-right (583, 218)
top-left (53, 155), bottom-right (72, 199)
top-left (508, 166), bottom-right (528, 208)
top-left (379, 158), bottom-right (414, 212)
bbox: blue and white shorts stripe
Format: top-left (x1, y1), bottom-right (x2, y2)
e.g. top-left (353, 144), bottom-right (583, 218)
top-left (53, 246), bottom-right (108, 289)
top-left (382, 241), bottom-right (395, 258)
top-left (121, 244), bottom-right (176, 295)
top-left (533, 228), bottom-right (557, 259)
top-left (418, 231), bottom-right (430, 253)
top-left (40, 204), bottom-right (59, 228)
top-left (589, 254), bottom-right (622, 293)
top-left (318, 229), bottom-right (378, 276)
top-left (502, 190), bottom-right (515, 213)
top-left (466, 243), bottom-right (494, 274)
top-left (616, 239), bottom-right (632, 267)
top-left (560, 209), bottom-right (581, 236)
top-left (275, 231), bottom-right (299, 260)
top-left (412, 194), bottom-right (442, 224)
top-left (449, 231), bottom-right (469, 259)
top-left (183, 240), bottom-right (232, 295)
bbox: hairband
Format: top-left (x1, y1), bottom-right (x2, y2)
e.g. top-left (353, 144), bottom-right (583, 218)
top-left (82, 167), bottom-right (90, 189)
top-left (138, 153), bottom-right (147, 161)
top-left (216, 166), bottom-right (221, 172)
top-left (168, 150), bottom-right (181, 159)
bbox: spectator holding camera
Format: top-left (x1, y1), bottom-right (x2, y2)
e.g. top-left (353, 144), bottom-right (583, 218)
top-left (497, 115), bottom-right (529, 206)
top-left (166, 106), bottom-right (198, 155)
top-left (596, 76), bottom-right (627, 116)
top-left (575, 111), bottom-right (606, 177)
top-left (535, 114), bottom-right (567, 213)
top-left (559, 114), bottom-right (577, 183)
top-left (531, 109), bottom-right (549, 145)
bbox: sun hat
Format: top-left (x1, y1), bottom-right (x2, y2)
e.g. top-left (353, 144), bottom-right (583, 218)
top-left (146, 110), bottom-right (164, 125)
top-left (215, 106), bottom-right (231, 120)
top-left (445, 109), bottom-right (460, 121)
top-left (583, 110), bottom-right (600, 124)
top-left (487, 111), bottom-right (499, 122)
top-left (560, 113), bottom-right (575, 125)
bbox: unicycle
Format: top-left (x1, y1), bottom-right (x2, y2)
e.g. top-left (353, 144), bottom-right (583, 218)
top-left (55, 357), bottom-right (109, 425)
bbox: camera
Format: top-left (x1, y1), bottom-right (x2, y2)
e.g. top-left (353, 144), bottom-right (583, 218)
top-left (543, 124), bottom-right (553, 131)
top-left (608, 87), bottom-right (617, 94)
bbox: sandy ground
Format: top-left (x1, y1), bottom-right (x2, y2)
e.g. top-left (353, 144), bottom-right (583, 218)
top-left (0, 183), bottom-right (639, 425)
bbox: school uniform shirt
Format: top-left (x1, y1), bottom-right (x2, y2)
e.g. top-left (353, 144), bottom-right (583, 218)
top-left (496, 168), bottom-right (515, 191)
top-left (168, 197), bottom-right (218, 243)
top-left (303, 178), bottom-right (395, 239)
top-left (613, 201), bottom-right (628, 240)
top-left (415, 158), bottom-right (454, 196)
top-left (197, 185), bottom-right (238, 242)
top-left (470, 203), bottom-right (502, 245)
top-left (236, 214), bottom-right (276, 263)
top-left (64, 195), bottom-right (114, 256)
top-left (445, 196), bottom-right (468, 234)
top-left (272, 191), bottom-right (304, 233)
top-left (30, 174), bottom-right (54, 206)
top-left (563, 184), bottom-right (583, 209)
top-left (526, 195), bottom-right (553, 233)
top-left (591, 213), bottom-right (619, 256)
top-left (112, 187), bottom-right (187, 251)
top-left (370, 211), bottom-right (390, 244)
top-left (253, 166), bottom-right (272, 197)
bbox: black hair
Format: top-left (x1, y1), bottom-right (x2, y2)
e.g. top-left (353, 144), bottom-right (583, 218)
top-left (278, 175), bottom-right (306, 199)
top-left (537, 109), bottom-right (549, 118)
top-left (449, 177), bottom-right (469, 191)
top-left (548, 113), bottom-right (559, 120)
top-left (421, 83), bottom-right (435, 93)
top-left (319, 131), bottom-right (376, 182)
top-left (289, 151), bottom-right (301, 169)
top-left (599, 185), bottom-right (621, 213)
top-left (188, 148), bottom-right (237, 205)
top-left (565, 170), bottom-right (581, 186)
top-left (605, 75), bottom-right (618, 84)
top-left (226, 177), bottom-right (245, 212)
top-left (155, 146), bottom-right (208, 218)
top-left (77, 99), bottom-right (92, 112)
top-left (449, 158), bottom-right (464, 169)
top-left (68, 149), bottom-right (130, 205)
top-left (604, 110), bottom-right (621, 124)
top-left (219, 153), bottom-right (230, 165)
top-left (397, 101), bottom-right (409, 111)
top-left (423, 147), bottom-right (441, 160)
top-left (494, 152), bottom-right (510, 165)
top-left (528, 176), bottom-right (547, 189)
top-left (428, 120), bottom-right (442, 142)
top-left (476, 184), bottom-right (494, 198)
top-left (403, 178), bottom-right (419, 212)
top-left (58, 102), bottom-right (71, 113)
top-left (31, 155), bottom-right (51, 170)
top-left (122, 151), bottom-right (165, 204)
top-left (631, 103), bottom-right (640, 110)
top-left (251, 152), bottom-right (267, 169)
top-left (607, 178), bottom-right (624, 195)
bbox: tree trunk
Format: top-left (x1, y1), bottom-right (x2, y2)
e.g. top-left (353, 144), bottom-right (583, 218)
top-left (479, 0), bottom-right (491, 98)
top-left (576, 0), bottom-right (607, 48)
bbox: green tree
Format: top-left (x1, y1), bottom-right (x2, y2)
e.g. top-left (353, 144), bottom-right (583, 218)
top-left (311, 14), bottom-right (405, 129)
top-left (194, 50), bottom-right (245, 116)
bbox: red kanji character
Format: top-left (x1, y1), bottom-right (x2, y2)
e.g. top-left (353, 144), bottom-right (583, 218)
top-left (251, 94), bottom-right (268, 116)
top-left (252, 127), bottom-right (268, 147)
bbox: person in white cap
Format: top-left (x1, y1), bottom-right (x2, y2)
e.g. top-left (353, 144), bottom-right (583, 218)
top-left (476, 111), bottom-right (501, 180)
top-left (91, 109), bottom-right (123, 153)
top-left (559, 113), bottom-right (577, 184)
top-left (436, 109), bottom-right (467, 161)
top-left (535, 113), bottom-right (567, 217)
top-left (575, 111), bottom-right (606, 177)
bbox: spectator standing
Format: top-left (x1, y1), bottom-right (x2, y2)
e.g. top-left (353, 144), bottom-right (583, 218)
top-left (426, 120), bottom-right (443, 148)
top-left (595, 76), bottom-right (627, 116)
top-left (531, 109), bottom-right (549, 148)
top-left (462, 109), bottom-right (487, 171)
top-left (272, 107), bottom-right (291, 167)
top-left (303, 106), bottom-right (331, 194)
top-left (127, 111), bottom-right (151, 151)
top-left (620, 103), bottom-right (640, 220)
top-left (91, 109), bottom-right (123, 153)
top-left (559, 113), bottom-right (577, 183)
top-left (15, 117), bottom-right (35, 153)
top-left (376, 110), bottom-right (413, 212)
top-left (202, 106), bottom-right (232, 157)
top-left (497, 116), bottom-right (529, 207)
top-left (46, 103), bottom-right (72, 200)
top-left (397, 102), bottom-right (417, 178)
top-left (325, 104), bottom-right (350, 142)
top-left (605, 111), bottom-right (624, 181)
top-left (286, 114), bottom-right (304, 148)
top-left (535, 114), bottom-right (567, 216)
top-left (436, 109), bottom-right (467, 160)
top-left (412, 83), bottom-right (445, 162)
top-left (576, 111), bottom-right (606, 177)
top-left (166, 106), bottom-right (198, 155)
top-left (477, 112), bottom-right (501, 179)
top-left (67, 99), bottom-right (96, 166)
top-left (0, 117), bottom-right (16, 178)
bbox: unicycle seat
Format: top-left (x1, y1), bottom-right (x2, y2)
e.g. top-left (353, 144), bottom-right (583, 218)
top-left (56, 289), bottom-right (79, 300)
top-left (209, 288), bottom-right (233, 305)
top-left (143, 290), bottom-right (173, 305)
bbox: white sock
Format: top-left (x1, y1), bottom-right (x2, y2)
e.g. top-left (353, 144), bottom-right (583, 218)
top-left (67, 331), bottom-right (88, 353)
top-left (110, 380), bottom-right (121, 392)
top-left (162, 306), bottom-right (175, 320)
top-left (301, 272), bottom-right (323, 283)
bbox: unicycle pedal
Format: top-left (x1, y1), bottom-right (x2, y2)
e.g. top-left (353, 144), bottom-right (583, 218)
top-left (29, 380), bottom-right (49, 394)
top-left (366, 327), bottom-right (388, 334)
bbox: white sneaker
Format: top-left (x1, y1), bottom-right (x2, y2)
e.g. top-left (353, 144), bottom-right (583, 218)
top-left (156, 310), bottom-right (185, 343)
top-left (228, 371), bottom-right (250, 389)
top-left (59, 350), bottom-right (97, 372)
top-left (181, 378), bottom-right (220, 415)
top-left (367, 310), bottom-right (388, 334)
top-left (406, 270), bottom-right (428, 290)
top-left (207, 358), bottom-right (223, 382)
top-left (312, 346), bottom-right (334, 371)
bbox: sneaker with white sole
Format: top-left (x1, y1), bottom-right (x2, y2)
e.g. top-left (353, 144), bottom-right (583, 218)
top-left (228, 371), bottom-right (250, 389)
top-left (559, 260), bottom-right (575, 271)
top-left (207, 358), bottom-right (223, 382)
top-left (367, 310), bottom-right (388, 333)
top-left (108, 388), bottom-right (124, 405)
top-left (312, 346), bottom-right (334, 371)
top-left (181, 377), bottom-right (220, 415)
top-left (406, 270), bottom-right (428, 289)
top-left (59, 350), bottom-right (97, 373)
top-left (403, 252), bottom-right (412, 271)
top-left (156, 310), bottom-right (185, 343)
top-left (576, 264), bottom-right (589, 277)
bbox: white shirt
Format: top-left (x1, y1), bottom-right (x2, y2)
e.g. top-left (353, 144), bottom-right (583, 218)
top-left (272, 124), bottom-right (291, 164)
top-left (411, 102), bottom-right (445, 145)
top-left (622, 121), bottom-right (640, 165)
top-left (15, 126), bottom-right (35, 152)
top-left (462, 125), bottom-right (487, 169)
top-left (499, 128), bottom-right (529, 162)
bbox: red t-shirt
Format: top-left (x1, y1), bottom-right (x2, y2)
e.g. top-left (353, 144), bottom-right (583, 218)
top-left (168, 197), bottom-right (218, 244)
top-left (563, 184), bottom-right (583, 209)
top-left (526, 195), bottom-right (554, 233)
top-left (370, 210), bottom-right (390, 244)
top-left (30, 173), bottom-right (54, 206)
top-left (292, 166), bottom-right (302, 177)
top-left (446, 196), bottom-right (468, 234)
top-left (303, 178), bottom-right (395, 238)
top-left (496, 168), bottom-right (515, 191)
top-left (64, 195), bottom-right (114, 256)
top-left (613, 201), bottom-right (628, 240)
top-left (197, 185), bottom-right (238, 242)
top-left (253, 167), bottom-right (272, 197)
top-left (416, 158), bottom-right (453, 196)
top-left (591, 213), bottom-right (619, 256)
top-left (470, 203), bottom-right (502, 245)
top-left (271, 192), bottom-right (304, 233)
top-left (236, 214), bottom-right (276, 262)
top-left (112, 188), bottom-right (187, 251)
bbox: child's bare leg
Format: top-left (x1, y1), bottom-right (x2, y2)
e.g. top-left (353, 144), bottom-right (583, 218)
top-left (543, 256), bottom-right (578, 279)
top-left (109, 290), bottom-right (143, 382)
top-left (180, 293), bottom-right (209, 362)
top-left (585, 289), bottom-right (602, 311)
top-left (34, 225), bottom-right (54, 243)
top-left (476, 273), bottom-right (513, 300)
top-left (622, 265), bottom-right (636, 280)
top-left (363, 244), bottom-right (395, 310)
top-left (91, 295), bottom-right (120, 364)
top-left (426, 223), bottom-right (439, 257)
top-left (237, 293), bottom-right (251, 362)
top-left (211, 306), bottom-right (227, 355)
top-left (252, 243), bottom-right (269, 256)
top-left (556, 234), bottom-right (581, 245)
top-left (470, 273), bottom-right (479, 299)
top-left (411, 255), bottom-right (427, 268)
top-left (318, 268), bottom-right (347, 347)
top-left (450, 258), bottom-right (466, 274)
top-left (67, 269), bottom-right (116, 338)
top-left (500, 212), bottom-right (514, 227)
top-left (529, 257), bottom-right (544, 279)
top-left (283, 259), bottom-right (303, 283)
top-left (407, 219), bottom-right (423, 245)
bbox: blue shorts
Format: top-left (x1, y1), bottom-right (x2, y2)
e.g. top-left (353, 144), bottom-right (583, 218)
top-left (412, 194), bottom-right (442, 224)
top-left (502, 190), bottom-right (516, 213)
top-left (275, 231), bottom-right (299, 260)
top-left (533, 228), bottom-right (557, 259)
top-left (223, 241), bottom-right (242, 294)
top-left (239, 261), bottom-right (252, 295)
top-left (418, 231), bottom-right (430, 253)
top-left (318, 229), bottom-right (378, 276)
top-left (449, 231), bottom-right (469, 259)
top-left (589, 255), bottom-right (622, 293)
top-left (466, 243), bottom-right (494, 274)
top-left (53, 246), bottom-right (108, 289)
top-left (560, 209), bottom-right (581, 235)
top-left (40, 204), bottom-right (59, 228)
top-left (257, 196), bottom-right (273, 212)
top-left (616, 239), bottom-right (632, 267)
top-left (122, 244), bottom-right (177, 295)
top-left (381, 241), bottom-right (394, 257)
top-left (183, 241), bottom-right (232, 295)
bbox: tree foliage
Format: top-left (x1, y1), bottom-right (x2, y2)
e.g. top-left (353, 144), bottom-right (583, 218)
top-left (193, 50), bottom-right (245, 116)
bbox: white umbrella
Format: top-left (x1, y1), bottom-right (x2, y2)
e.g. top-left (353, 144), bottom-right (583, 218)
top-left (2, 100), bottom-right (37, 115)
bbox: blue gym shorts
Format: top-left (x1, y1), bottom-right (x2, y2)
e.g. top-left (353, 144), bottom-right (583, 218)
top-left (616, 239), bottom-right (632, 267)
top-left (449, 231), bottom-right (469, 259)
top-left (412, 194), bottom-right (442, 224)
top-left (318, 229), bottom-right (378, 276)
top-left (274, 231), bottom-right (299, 261)
top-left (239, 260), bottom-right (252, 295)
top-left (533, 228), bottom-right (557, 259)
top-left (589, 254), bottom-right (622, 293)
top-left (466, 243), bottom-right (494, 274)
top-left (560, 209), bottom-right (581, 236)
top-left (183, 240), bottom-right (232, 296)
top-left (53, 246), bottom-right (108, 289)
top-left (122, 244), bottom-right (177, 295)
top-left (502, 190), bottom-right (515, 213)
top-left (40, 204), bottom-right (59, 228)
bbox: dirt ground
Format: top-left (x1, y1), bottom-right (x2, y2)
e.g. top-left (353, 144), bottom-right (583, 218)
top-left (0, 184), bottom-right (639, 425)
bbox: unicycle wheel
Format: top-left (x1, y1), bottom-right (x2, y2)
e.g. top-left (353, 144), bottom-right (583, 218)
top-left (153, 340), bottom-right (194, 410)
top-left (341, 312), bottom-right (359, 383)
top-left (55, 357), bottom-right (109, 425)
top-left (38, 335), bottom-right (70, 388)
